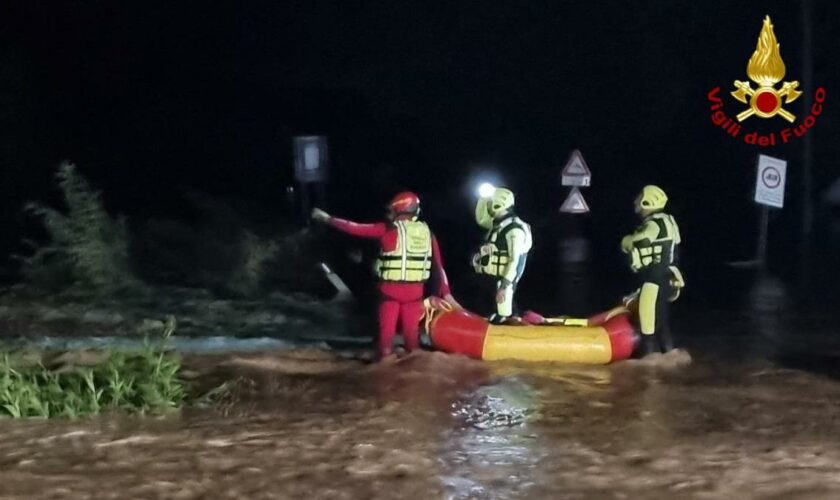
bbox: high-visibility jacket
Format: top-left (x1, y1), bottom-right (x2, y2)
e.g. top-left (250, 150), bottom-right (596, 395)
top-left (474, 214), bottom-right (532, 280)
top-left (375, 220), bottom-right (432, 282)
top-left (622, 212), bottom-right (681, 272)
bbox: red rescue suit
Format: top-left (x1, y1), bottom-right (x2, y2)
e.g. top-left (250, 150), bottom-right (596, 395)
top-left (329, 217), bottom-right (452, 357)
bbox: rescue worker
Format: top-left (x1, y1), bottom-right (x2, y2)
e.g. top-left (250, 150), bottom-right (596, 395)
top-left (471, 187), bottom-right (533, 324)
top-left (620, 185), bottom-right (683, 356)
top-left (311, 192), bottom-right (459, 360)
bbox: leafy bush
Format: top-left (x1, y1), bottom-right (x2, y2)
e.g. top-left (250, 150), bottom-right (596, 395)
top-left (232, 228), bottom-right (327, 297)
top-left (0, 322), bottom-right (187, 418)
top-left (20, 162), bottom-right (139, 294)
top-left (135, 193), bottom-right (330, 297)
top-left (20, 163), bottom-right (328, 298)
top-left (227, 230), bottom-right (280, 296)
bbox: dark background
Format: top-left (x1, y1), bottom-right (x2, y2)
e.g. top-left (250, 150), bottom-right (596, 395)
top-left (1, 1), bottom-right (838, 311)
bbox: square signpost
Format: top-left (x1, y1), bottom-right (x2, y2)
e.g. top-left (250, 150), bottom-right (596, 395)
top-left (753, 154), bottom-right (787, 270)
top-left (292, 136), bottom-right (329, 226)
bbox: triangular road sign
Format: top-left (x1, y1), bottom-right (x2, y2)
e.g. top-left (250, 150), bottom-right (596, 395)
top-left (561, 149), bottom-right (592, 186)
top-left (560, 187), bottom-right (590, 213)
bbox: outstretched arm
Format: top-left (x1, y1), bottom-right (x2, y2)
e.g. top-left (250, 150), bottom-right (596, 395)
top-left (312, 208), bottom-right (387, 238)
top-left (328, 217), bottom-right (388, 238)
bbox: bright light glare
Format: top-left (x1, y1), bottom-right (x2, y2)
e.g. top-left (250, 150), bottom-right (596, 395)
top-left (478, 182), bottom-right (496, 198)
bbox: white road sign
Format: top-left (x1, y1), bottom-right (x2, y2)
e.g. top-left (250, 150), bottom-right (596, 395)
top-left (293, 136), bottom-right (329, 183)
top-left (754, 154), bottom-right (787, 208)
top-left (561, 149), bottom-right (592, 187)
top-left (560, 187), bottom-right (590, 213)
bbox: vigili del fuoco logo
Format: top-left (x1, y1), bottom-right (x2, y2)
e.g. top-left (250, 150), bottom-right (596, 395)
top-left (707, 15), bottom-right (826, 147)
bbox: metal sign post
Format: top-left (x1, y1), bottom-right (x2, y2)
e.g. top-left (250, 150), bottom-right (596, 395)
top-left (556, 150), bottom-right (594, 311)
top-left (756, 206), bottom-right (770, 270)
top-left (753, 154), bottom-right (787, 269)
top-left (292, 136), bottom-right (329, 226)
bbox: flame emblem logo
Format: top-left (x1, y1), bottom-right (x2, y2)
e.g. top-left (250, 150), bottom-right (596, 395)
top-left (731, 16), bottom-right (802, 122)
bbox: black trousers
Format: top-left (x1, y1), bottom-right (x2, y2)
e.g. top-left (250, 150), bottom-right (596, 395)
top-left (637, 267), bottom-right (675, 355)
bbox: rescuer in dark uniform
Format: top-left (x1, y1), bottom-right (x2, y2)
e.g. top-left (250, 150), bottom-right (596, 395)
top-left (621, 185), bottom-right (684, 356)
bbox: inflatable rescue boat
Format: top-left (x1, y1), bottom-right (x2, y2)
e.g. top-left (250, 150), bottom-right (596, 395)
top-left (423, 301), bottom-right (638, 364)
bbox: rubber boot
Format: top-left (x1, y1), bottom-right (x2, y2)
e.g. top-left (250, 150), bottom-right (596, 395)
top-left (489, 314), bottom-right (508, 325)
top-left (657, 330), bottom-right (674, 353)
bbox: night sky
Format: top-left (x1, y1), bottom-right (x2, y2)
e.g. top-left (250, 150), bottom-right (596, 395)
top-left (2, 1), bottom-right (838, 301)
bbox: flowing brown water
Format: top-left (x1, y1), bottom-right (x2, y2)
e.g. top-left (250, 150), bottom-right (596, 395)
top-left (2, 338), bottom-right (840, 500)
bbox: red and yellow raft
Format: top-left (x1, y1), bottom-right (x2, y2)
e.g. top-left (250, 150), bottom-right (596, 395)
top-left (424, 301), bottom-right (638, 364)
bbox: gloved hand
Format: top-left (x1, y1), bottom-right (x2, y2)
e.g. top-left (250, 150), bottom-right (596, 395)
top-left (471, 252), bottom-right (482, 273)
top-left (668, 265), bottom-right (686, 288)
top-left (311, 208), bottom-right (331, 223)
top-left (668, 265), bottom-right (685, 302)
top-left (622, 290), bottom-right (639, 307)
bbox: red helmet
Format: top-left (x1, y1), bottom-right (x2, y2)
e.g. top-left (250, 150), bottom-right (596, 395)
top-left (388, 191), bottom-right (421, 215)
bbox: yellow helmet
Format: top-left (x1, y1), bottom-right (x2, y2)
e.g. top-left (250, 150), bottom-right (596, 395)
top-left (489, 188), bottom-right (515, 215)
top-left (638, 185), bottom-right (668, 211)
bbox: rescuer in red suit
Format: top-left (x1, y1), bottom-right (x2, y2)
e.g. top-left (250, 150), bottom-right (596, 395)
top-left (312, 192), bottom-right (460, 359)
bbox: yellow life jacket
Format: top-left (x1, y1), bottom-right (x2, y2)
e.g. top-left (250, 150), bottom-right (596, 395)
top-left (473, 215), bottom-right (532, 277)
top-left (376, 220), bottom-right (432, 282)
top-left (629, 212), bottom-right (680, 271)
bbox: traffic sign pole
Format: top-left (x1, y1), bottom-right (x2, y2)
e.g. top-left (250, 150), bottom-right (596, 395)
top-left (756, 205), bottom-right (769, 270)
top-left (752, 154), bottom-right (787, 270)
top-left (292, 136), bottom-right (330, 227)
top-left (556, 150), bottom-right (594, 312)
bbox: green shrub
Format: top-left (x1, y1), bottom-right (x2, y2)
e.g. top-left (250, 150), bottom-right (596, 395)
top-left (225, 230), bottom-right (280, 296)
top-left (135, 198), bottom-right (328, 297)
top-left (20, 162), bottom-right (139, 294)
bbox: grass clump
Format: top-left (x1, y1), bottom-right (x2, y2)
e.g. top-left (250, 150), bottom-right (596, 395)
top-left (0, 327), bottom-right (187, 418)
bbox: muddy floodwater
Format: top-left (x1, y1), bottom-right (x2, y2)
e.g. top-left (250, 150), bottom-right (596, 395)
top-left (2, 306), bottom-right (840, 499)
